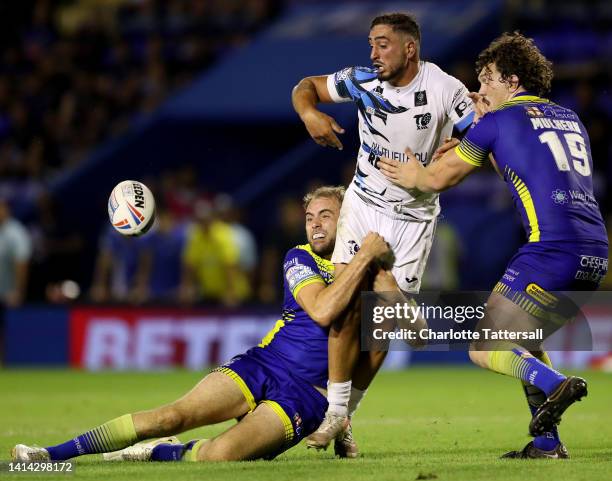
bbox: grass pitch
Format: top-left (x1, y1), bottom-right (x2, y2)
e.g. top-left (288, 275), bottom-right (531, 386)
top-left (1, 367), bottom-right (610, 481)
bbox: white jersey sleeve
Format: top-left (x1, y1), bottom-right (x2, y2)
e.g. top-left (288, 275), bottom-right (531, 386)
top-left (439, 73), bottom-right (474, 133)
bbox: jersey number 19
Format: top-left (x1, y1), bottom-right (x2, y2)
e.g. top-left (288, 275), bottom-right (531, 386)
top-left (538, 131), bottom-right (591, 177)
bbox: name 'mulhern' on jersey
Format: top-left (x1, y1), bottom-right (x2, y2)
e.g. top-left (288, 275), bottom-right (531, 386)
top-left (327, 61), bottom-right (474, 220)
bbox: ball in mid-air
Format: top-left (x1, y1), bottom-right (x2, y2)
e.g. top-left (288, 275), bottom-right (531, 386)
top-left (108, 180), bottom-right (156, 236)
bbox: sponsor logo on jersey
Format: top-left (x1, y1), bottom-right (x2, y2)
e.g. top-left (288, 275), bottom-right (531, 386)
top-left (455, 101), bottom-right (468, 118)
top-left (365, 106), bottom-right (388, 123)
top-left (374, 85), bottom-right (384, 94)
top-left (575, 255), bottom-right (608, 283)
top-left (452, 87), bottom-right (466, 103)
top-left (286, 264), bottom-right (317, 290)
top-left (405, 277), bottom-right (418, 285)
top-left (348, 240), bottom-right (360, 256)
top-left (569, 190), bottom-right (597, 206)
top-left (575, 270), bottom-right (606, 282)
top-left (524, 106), bottom-right (545, 118)
top-left (551, 189), bottom-right (569, 205)
top-left (414, 90), bottom-right (428, 106)
top-left (414, 113), bottom-right (431, 130)
top-left (576, 255), bottom-right (608, 282)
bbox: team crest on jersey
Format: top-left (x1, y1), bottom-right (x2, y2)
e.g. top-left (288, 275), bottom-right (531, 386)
top-left (414, 90), bottom-right (428, 106)
top-left (348, 240), bottom-right (360, 256)
top-left (525, 106), bottom-right (545, 118)
top-left (414, 112), bottom-right (431, 130)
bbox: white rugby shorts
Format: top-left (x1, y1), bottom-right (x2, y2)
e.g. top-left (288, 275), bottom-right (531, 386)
top-left (332, 185), bottom-right (437, 293)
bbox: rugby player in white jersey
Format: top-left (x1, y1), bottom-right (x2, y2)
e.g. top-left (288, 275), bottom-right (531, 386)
top-left (292, 12), bottom-right (474, 449)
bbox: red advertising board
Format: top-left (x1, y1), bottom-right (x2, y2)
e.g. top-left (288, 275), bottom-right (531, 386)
top-left (69, 307), bottom-right (277, 370)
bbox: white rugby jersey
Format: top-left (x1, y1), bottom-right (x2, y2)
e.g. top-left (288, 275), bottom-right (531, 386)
top-left (326, 61), bottom-right (474, 220)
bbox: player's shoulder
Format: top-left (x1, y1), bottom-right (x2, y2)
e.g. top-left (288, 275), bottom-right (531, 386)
top-left (283, 244), bottom-right (315, 267)
top-left (284, 244), bottom-right (333, 275)
top-left (334, 66), bottom-right (378, 82)
top-left (422, 61), bottom-right (464, 89)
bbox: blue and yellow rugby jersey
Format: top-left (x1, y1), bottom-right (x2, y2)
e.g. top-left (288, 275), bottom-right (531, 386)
top-left (455, 92), bottom-right (607, 244)
top-left (256, 244), bottom-right (333, 388)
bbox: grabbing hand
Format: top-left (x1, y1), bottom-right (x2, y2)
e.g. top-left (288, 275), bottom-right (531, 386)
top-left (301, 110), bottom-right (345, 150)
top-left (361, 232), bottom-right (393, 266)
top-left (378, 148), bottom-right (424, 190)
top-left (432, 137), bottom-right (460, 162)
top-left (373, 268), bottom-right (400, 293)
top-left (468, 92), bottom-right (491, 123)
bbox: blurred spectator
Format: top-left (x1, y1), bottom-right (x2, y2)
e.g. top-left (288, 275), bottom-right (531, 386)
top-left (89, 224), bottom-right (144, 303)
top-left (180, 199), bottom-right (250, 306)
top-left (0, 198), bottom-right (32, 307)
top-left (215, 193), bottom-right (258, 274)
top-left (131, 200), bottom-right (187, 304)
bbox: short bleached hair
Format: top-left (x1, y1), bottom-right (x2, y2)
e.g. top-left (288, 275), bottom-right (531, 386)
top-left (303, 185), bottom-right (345, 210)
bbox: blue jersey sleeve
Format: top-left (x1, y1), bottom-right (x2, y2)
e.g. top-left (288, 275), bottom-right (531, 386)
top-left (454, 112), bottom-right (499, 167)
top-left (326, 66), bottom-right (377, 103)
top-left (283, 248), bottom-right (325, 299)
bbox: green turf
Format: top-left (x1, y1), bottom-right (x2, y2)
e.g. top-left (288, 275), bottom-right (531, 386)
top-left (1, 367), bottom-right (610, 481)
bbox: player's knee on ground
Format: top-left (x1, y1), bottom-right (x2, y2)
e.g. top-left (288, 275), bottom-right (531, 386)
top-left (468, 349), bottom-right (488, 368)
top-left (197, 438), bottom-right (241, 462)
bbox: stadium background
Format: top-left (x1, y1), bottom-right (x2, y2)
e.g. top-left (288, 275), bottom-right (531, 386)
top-left (0, 0), bottom-right (610, 374)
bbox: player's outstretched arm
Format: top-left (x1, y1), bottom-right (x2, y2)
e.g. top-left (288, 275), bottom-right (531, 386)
top-left (296, 233), bottom-right (392, 327)
top-left (379, 147), bottom-right (476, 193)
top-left (292, 75), bottom-right (345, 150)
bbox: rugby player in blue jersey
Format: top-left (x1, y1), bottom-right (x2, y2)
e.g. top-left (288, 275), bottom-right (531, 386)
top-left (12, 186), bottom-right (397, 463)
top-left (378, 32), bottom-right (608, 459)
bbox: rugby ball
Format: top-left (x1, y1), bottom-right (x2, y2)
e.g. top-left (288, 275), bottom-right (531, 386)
top-left (108, 180), bottom-right (156, 236)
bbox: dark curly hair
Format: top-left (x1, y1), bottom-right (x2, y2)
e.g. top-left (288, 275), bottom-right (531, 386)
top-left (370, 12), bottom-right (420, 43)
top-left (475, 32), bottom-right (553, 96)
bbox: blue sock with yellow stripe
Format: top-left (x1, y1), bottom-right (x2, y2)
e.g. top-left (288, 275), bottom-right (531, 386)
top-left (46, 414), bottom-right (137, 461)
top-left (489, 349), bottom-right (566, 396)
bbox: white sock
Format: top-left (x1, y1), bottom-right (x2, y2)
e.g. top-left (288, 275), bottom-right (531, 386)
top-left (348, 387), bottom-right (366, 418)
top-left (327, 380), bottom-right (351, 416)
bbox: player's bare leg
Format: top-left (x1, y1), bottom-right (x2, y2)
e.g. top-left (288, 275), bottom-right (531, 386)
top-left (469, 293), bottom-right (585, 454)
top-left (192, 402), bottom-right (287, 461)
top-left (12, 372), bottom-right (250, 462)
top-left (307, 263), bottom-right (362, 450)
top-left (107, 401), bottom-right (288, 462)
top-left (328, 349), bottom-right (387, 458)
top-left (133, 372), bottom-right (250, 437)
